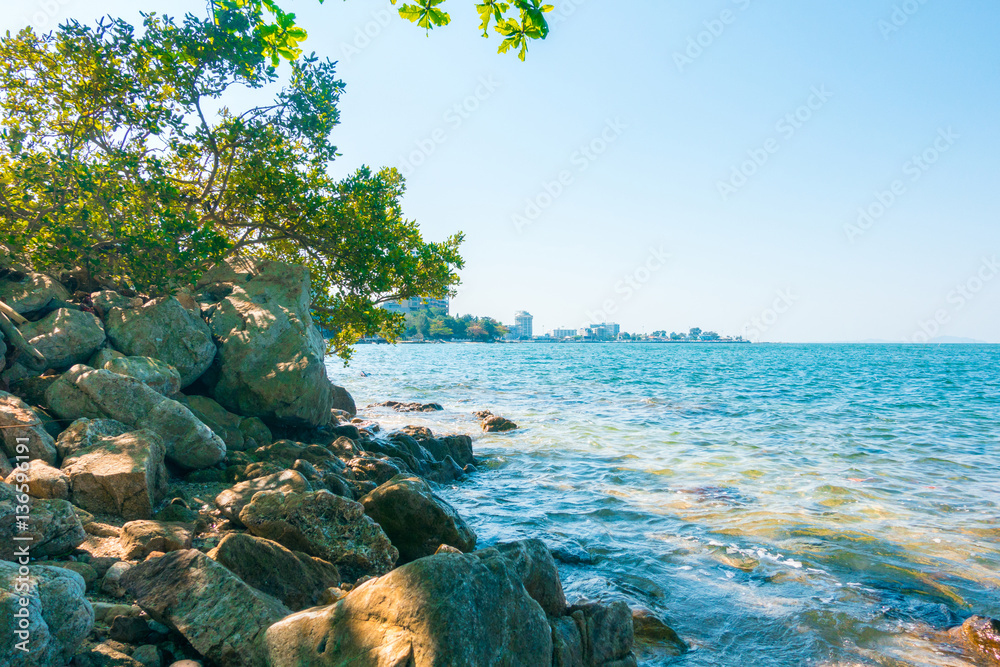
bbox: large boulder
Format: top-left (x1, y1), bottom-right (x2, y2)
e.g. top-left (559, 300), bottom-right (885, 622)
top-left (360, 474), bottom-right (476, 563)
top-left (0, 272), bottom-right (71, 316)
top-left (60, 430), bottom-right (168, 520)
top-left (215, 470), bottom-right (311, 525)
top-left (104, 296), bottom-right (216, 388)
top-left (330, 385), bottom-right (356, 416)
top-left (239, 490), bottom-right (397, 581)
top-left (0, 560), bottom-right (93, 667)
top-left (121, 549), bottom-right (289, 667)
top-left (566, 600), bottom-right (636, 667)
top-left (101, 356), bottom-right (182, 396)
top-left (202, 260), bottom-right (333, 427)
top-left (208, 533), bottom-right (341, 611)
top-left (175, 394), bottom-right (250, 452)
top-left (46, 365), bottom-right (226, 469)
top-left (120, 520), bottom-right (193, 560)
top-left (19, 308), bottom-right (106, 371)
top-left (54, 418), bottom-right (130, 460)
top-left (0, 482), bottom-right (86, 560)
top-left (493, 539), bottom-right (567, 617)
top-left (0, 391), bottom-right (57, 465)
top-left (264, 547), bottom-right (553, 666)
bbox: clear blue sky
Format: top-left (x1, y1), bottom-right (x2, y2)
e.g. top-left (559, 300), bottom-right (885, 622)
top-left (6, 1), bottom-right (999, 341)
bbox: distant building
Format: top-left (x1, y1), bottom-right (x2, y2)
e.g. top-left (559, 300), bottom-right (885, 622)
top-left (580, 323), bottom-right (620, 340)
top-left (512, 311), bottom-right (533, 339)
top-left (380, 296), bottom-right (450, 316)
top-left (551, 328), bottom-right (577, 339)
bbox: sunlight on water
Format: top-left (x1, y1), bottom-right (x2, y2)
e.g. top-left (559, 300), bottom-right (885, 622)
top-left (328, 343), bottom-right (1000, 666)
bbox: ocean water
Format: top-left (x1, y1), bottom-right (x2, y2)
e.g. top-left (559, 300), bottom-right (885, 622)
top-left (326, 343), bottom-right (1000, 666)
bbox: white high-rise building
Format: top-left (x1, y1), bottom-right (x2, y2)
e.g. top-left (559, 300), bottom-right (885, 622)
top-left (513, 311), bottom-right (533, 339)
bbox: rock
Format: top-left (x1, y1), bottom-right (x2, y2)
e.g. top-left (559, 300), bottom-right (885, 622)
top-left (214, 470), bottom-right (311, 525)
top-left (55, 418), bottom-right (130, 460)
top-left (102, 562), bottom-right (133, 597)
top-left (174, 394), bottom-right (246, 452)
top-left (0, 390), bottom-right (58, 464)
top-left (35, 560), bottom-right (98, 591)
top-left (346, 456), bottom-right (406, 486)
top-left (102, 356), bottom-right (182, 396)
top-left (61, 430), bottom-right (168, 520)
top-left (552, 616), bottom-right (585, 667)
top-left (85, 522), bottom-right (122, 538)
top-left (132, 644), bottom-right (162, 667)
top-left (950, 615), bottom-right (1000, 665)
top-left (0, 483), bottom-right (87, 560)
top-left (238, 417), bottom-right (272, 448)
top-left (120, 521), bottom-right (193, 560)
top-left (360, 474), bottom-right (476, 563)
top-left (89, 346), bottom-right (125, 368)
top-left (74, 642), bottom-right (145, 666)
top-left (110, 614), bottom-right (155, 643)
top-left (482, 414), bottom-right (518, 433)
top-left (121, 549), bottom-right (290, 667)
top-left (420, 434), bottom-right (475, 467)
top-left (631, 607), bottom-right (687, 656)
top-left (264, 548), bottom-right (553, 666)
top-left (493, 539), bottom-right (566, 617)
top-left (0, 560), bottom-right (93, 667)
top-left (4, 459), bottom-right (70, 499)
top-left (92, 602), bottom-right (141, 623)
top-left (330, 385), bottom-right (357, 416)
top-left (104, 297), bottom-right (216, 388)
top-left (0, 272), bottom-right (71, 316)
top-left (568, 600), bottom-right (636, 666)
top-left (19, 308), bottom-right (106, 371)
top-left (90, 290), bottom-right (138, 319)
top-left (204, 260), bottom-right (333, 427)
top-left (372, 400), bottom-right (444, 413)
top-left (239, 490), bottom-right (397, 581)
top-left (46, 365), bottom-right (226, 469)
top-left (207, 533), bottom-right (341, 611)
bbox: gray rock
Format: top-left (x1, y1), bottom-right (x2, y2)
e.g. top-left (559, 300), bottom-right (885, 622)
top-left (105, 297), bottom-right (216, 388)
top-left (54, 418), bottom-right (131, 460)
top-left (0, 272), bottom-right (71, 316)
top-left (0, 560), bottom-right (93, 667)
top-left (122, 549), bottom-right (289, 667)
top-left (493, 539), bottom-right (567, 617)
top-left (46, 366), bottom-right (225, 469)
top-left (214, 470), bottom-right (311, 525)
top-left (102, 356), bottom-right (182, 396)
top-left (330, 384), bottom-right (356, 416)
top-left (0, 391), bottom-right (58, 465)
top-left (264, 547), bottom-right (553, 666)
top-left (61, 430), bottom-right (168, 520)
top-left (207, 533), bottom-right (341, 611)
top-left (360, 474), bottom-right (477, 563)
top-left (90, 290), bottom-right (138, 319)
top-left (0, 482), bottom-right (86, 560)
top-left (174, 394), bottom-right (246, 452)
top-left (101, 562), bottom-right (132, 598)
top-left (203, 260), bottom-right (333, 428)
top-left (568, 600), bottom-right (636, 667)
top-left (19, 308), bottom-right (106, 371)
top-left (239, 490), bottom-right (397, 581)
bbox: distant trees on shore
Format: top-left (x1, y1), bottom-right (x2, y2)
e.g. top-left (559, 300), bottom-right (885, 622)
top-left (404, 307), bottom-right (508, 342)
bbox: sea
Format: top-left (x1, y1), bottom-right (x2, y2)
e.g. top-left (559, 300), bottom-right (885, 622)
top-left (326, 343), bottom-right (1000, 666)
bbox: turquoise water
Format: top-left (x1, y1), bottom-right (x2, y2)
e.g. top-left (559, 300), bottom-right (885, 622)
top-left (326, 343), bottom-right (1000, 666)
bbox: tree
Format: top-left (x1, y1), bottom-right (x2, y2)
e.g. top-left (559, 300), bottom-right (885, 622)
top-left (701, 331), bottom-right (720, 341)
top-left (689, 327), bottom-right (702, 340)
top-left (0, 11), bottom-right (463, 362)
top-left (220, 1), bottom-right (555, 63)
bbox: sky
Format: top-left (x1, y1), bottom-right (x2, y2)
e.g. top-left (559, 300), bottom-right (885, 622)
top-left (5, 0), bottom-right (1000, 342)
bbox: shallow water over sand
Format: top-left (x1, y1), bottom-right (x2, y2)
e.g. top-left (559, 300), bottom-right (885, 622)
top-left (327, 343), bottom-right (1000, 666)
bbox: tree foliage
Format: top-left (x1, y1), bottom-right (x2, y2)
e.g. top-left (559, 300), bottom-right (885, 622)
top-left (0, 9), bottom-right (464, 361)
top-left (219, 0), bottom-right (554, 63)
top-left (404, 306), bottom-right (507, 341)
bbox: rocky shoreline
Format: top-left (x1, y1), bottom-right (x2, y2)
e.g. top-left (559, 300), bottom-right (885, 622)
top-left (0, 256), bottom-right (648, 666)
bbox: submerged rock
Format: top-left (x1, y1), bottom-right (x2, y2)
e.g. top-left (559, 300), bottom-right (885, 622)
top-left (372, 400), bottom-right (444, 413)
top-left (360, 474), bottom-right (477, 563)
top-left (60, 429), bottom-right (168, 520)
top-left (122, 549), bottom-right (289, 667)
top-left (0, 560), bottom-right (94, 667)
top-left (104, 296), bottom-right (216, 388)
top-left (207, 533), bottom-right (341, 611)
top-left (46, 365), bottom-right (225, 469)
top-left (239, 490), bottom-right (397, 581)
top-left (265, 547), bottom-right (553, 666)
top-left (202, 260), bottom-right (333, 428)
top-left (950, 615), bottom-right (1000, 665)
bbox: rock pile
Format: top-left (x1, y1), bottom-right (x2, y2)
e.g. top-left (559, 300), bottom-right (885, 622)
top-left (0, 259), bottom-right (643, 667)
